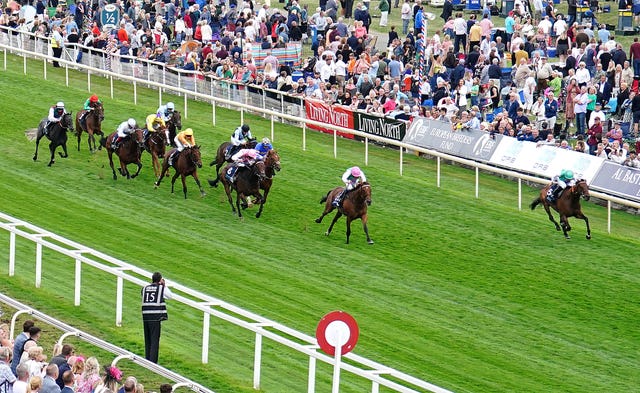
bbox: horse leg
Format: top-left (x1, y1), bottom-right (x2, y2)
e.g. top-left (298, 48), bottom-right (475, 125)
top-left (152, 154), bottom-right (160, 178)
top-left (77, 129), bottom-right (82, 151)
top-left (256, 188), bottom-right (269, 218)
top-left (325, 211), bottom-right (343, 236)
top-left (223, 182), bottom-right (236, 214)
top-left (33, 133), bottom-right (43, 161)
top-left (47, 143), bottom-right (56, 166)
top-left (345, 217), bottom-right (353, 244)
top-left (154, 162), bottom-right (169, 187)
top-left (181, 175), bottom-right (189, 199)
top-left (170, 171), bottom-right (180, 194)
top-left (576, 212), bottom-right (592, 240)
top-left (108, 151), bottom-right (118, 180)
top-left (58, 143), bottom-right (68, 158)
top-left (88, 131), bottom-right (94, 153)
top-left (559, 215), bottom-right (571, 239)
top-left (543, 204), bottom-right (561, 231)
top-left (236, 192), bottom-right (244, 219)
top-left (192, 172), bottom-right (206, 197)
top-left (361, 214), bottom-right (374, 244)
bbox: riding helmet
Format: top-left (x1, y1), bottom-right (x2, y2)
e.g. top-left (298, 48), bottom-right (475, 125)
top-left (241, 124), bottom-right (250, 133)
top-left (564, 170), bottom-right (574, 180)
top-left (90, 94), bottom-right (99, 103)
top-left (351, 166), bottom-right (362, 177)
top-left (262, 137), bottom-right (270, 144)
top-left (56, 101), bottom-right (65, 108)
top-left (167, 102), bottom-right (175, 110)
top-left (127, 118), bottom-right (136, 128)
top-left (183, 128), bottom-right (194, 136)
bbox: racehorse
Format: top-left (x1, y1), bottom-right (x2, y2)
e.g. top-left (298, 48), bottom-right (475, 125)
top-left (75, 103), bottom-right (104, 153)
top-left (315, 182), bottom-right (373, 244)
top-left (218, 161), bottom-right (266, 219)
top-left (208, 139), bottom-right (257, 181)
top-left (154, 145), bottom-right (206, 199)
top-left (255, 149), bottom-right (281, 218)
top-left (530, 179), bottom-right (591, 240)
top-left (102, 129), bottom-right (144, 180)
top-left (143, 128), bottom-right (167, 178)
top-left (165, 110), bottom-right (182, 146)
top-left (33, 112), bottom-right (74, 167)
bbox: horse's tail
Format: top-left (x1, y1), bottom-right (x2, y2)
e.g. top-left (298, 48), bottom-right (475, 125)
top-left (530, 197), bottom-right (542, 210)
top-left (320, 191), bottom-right (330, 204)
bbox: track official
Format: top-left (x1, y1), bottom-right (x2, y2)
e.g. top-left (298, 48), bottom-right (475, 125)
top-left (142, 272), bottom-right (172, 363)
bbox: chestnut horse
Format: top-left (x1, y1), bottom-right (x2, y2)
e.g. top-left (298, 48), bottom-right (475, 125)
top-left (316, 182), bottom-right (373, 244)
top-left (143, 128), bottom-right (167, 178)
top-left (208, 139), bottom-right (257, 181)
top-left (530, 179), bottom-right (591, 240)
top-left (33, 112), bottom-right (74, 167)
top-left (75, 103), bottom-right (104, 153)
top-left (102, 129), bottom-right (144, 180)
top-left (154, 145), bottom-right (205, 199)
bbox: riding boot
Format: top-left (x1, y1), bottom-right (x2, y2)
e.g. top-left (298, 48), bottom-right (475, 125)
top-left (111, 137), bottom-right (121, 150)
top-left (332, 189), bottom-right (345, 207)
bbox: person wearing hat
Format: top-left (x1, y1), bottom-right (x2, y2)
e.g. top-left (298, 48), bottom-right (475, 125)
top-left (78, 94), bottom-right (102, 127)
top-left (46, 101), bottom-right (68, 135)
top-left (166, 128), bottom-right (196, 165)
top-left (332, 166), bottom-right (367, 207)
top-left (228, 124), bottom-right (254, 158)
top-left (547, 169), bottom-right (576, 203)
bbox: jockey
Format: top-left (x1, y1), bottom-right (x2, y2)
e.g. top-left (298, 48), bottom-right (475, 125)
top-left (332, 166), bottom-right (367, 207)
top-left (168, 128), bottom-right (195, 165)
top-left (79, 94), bottom-right (101, 126)
top-left (111, 118), bottom-right (137, 149)
top-left (145, 111), bottom-right (170, 144)
top-left (547, 169), bottom-right (576, 202)
top-left (156, 102), bottom-right (175, 122)
top-left (225, 148), bottom-right (264, 183)
top-left (46, 101), bottom-right (67, 134)
top-left (228, 124), bottom-right (254, 157)
top-left (254, 137), bottom-right (273, 156)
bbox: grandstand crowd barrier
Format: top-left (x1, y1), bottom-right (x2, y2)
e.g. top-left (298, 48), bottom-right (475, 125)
top-left (0, 211), bottom-right (455, 393)
top-left (1, 26), bottom-right (638, 234)
top-left (0, 293), bottom-right (215, 393)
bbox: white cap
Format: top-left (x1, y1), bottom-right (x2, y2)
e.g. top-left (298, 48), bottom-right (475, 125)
top-left (56, 101), bottom-right (65, 107)
top-left (127, 118), bottom-right (136, 128)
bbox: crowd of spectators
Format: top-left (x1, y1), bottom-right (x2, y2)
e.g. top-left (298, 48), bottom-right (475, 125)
top-left (0, 320), bottom-right (175, 393)
top-left (1, 0), bottom-right (640, 165)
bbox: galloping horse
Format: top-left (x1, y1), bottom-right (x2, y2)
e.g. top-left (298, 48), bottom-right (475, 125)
top-left (75, 103), bottom-right (104, 153)
top-left (144, 128), bottom-right (168, 178)
top-left (33, 112), bottom-right (74, 167)
top-left (530, 179), bottom-right (591, 240)
top-left (208, 139), bottom-right (257, 181)
top-left (316, 182), bottom-right (373, 244)
top-left (154, 145), bottom-right (205, 199)
top-left (165, 110), bottom-right (182, 146)
top-left (102, 129), bottom-right (144, 180)
top-left (218, 161), bottom-right (266, 218)
top-left (255, 150), bottom-right (281, 218)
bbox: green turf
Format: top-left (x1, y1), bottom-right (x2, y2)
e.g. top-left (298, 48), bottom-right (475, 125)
top-left (1, 54), bottom-right (640, 393)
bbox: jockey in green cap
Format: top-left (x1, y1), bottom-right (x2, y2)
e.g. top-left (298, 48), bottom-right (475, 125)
top-left (547, 169), bottom-right (575, 202)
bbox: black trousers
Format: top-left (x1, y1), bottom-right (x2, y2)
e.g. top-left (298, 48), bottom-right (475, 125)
top-left (143, 320), bottom-right (162, 363)
top-left (52, 47), bottom-right (62, 67)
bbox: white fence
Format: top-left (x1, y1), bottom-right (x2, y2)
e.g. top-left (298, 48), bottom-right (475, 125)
top-left (0, 293), bottom-right (215, 393)
top-left (0, 211), bottom-right (453, 393)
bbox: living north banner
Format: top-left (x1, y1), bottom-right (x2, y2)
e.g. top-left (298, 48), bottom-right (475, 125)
top-left (304, 100), bottom-right (354, 139)
top-left (354, 112), bottom-right (407, 141)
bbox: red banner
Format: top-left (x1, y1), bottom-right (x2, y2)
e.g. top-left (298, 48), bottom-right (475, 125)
top-left (304, 100), bottom-right (354, 139)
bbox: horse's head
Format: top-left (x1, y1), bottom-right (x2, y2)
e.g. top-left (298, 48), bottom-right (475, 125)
top-left (187, 145), bottom-right (202, 168)
top-left (574, 179), bottom-right (590, 201)
top-left (94, 103), bottom-right (105, 121)
top-left (171, 110), bottom-right (182, 130)
top-left (62, 112), bottom-right (74, 132)
top-left (266, 150), bottom-right (281, 172)
top-left (133, 128), bottom-right (145, 148)
top-left (360, 182), bottom-right (372, 206)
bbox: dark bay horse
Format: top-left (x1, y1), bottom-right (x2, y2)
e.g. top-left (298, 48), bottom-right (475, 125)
top-left (255, 150), bottom-right (281, 218)
top-left (143, 128), bottom-right (167, 178)
top-left (218, 161), bottom-right (266, 219)
top-left (316, 182), bottom-right (373, 244)
top-left (33, 112), bottom-right (74, 167)
top-left (102, 129), bottom-right (144, 180)
top-left (75, 103), bottom-right (104, 153)
top-left (165, 111), bottom-right (182, 146)
top-left (208, 139), bottom-right (257, 181)
top-left (154, 145), bottom-right (205, 199)
top-left (530, 179), bottom-right (591, 240)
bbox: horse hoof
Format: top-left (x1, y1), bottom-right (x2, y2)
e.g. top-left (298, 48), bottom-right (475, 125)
top-left (32, 157), bottom-right (37, 161)
top-left (324, 231), bottom-right (330, 236)
top-left (368, 240), bottom-right (374, 245)
top-left (565, 236), bottom-right (571, 240)
top-left (112, 175), bottom-right (117, 180)
top-left (315, 218), bottom-right (322, 224)
top-left (208, 161), bottom-right (215, 167)
top-left (200, 192), bottom-right (206, 198)
top-left (255, 213), bottom-right (261, 218)
top-left (586, 235), bottom-right (591, 240)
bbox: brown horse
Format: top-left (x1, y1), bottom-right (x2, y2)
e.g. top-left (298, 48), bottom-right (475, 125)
top-left (530, 179), bottom-right (591, 240)
top-left (143, 128), bottom-right (167, 178)
top-left (218, 161), bottom-right (266, 219)
top-left (165, 110), bottom-right (182, 146)
top-left (154, 145), bottom-right (205, 199)
top-left (316, 182), bottom-right (373, 244)
top-left (208, 139), bottom-right (257, 181)
top-left (255, 149), bottom-right (281, 218)
top-left (103, 129), bottom-right (144, 180)
top-left (75, 103), bottom-right (104, 153)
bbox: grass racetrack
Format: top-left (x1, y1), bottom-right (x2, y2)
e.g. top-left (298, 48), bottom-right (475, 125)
top-left (1, 54), bottom-right (640, 393)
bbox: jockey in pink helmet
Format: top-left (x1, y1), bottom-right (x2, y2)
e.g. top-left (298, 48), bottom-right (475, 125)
top-left (332, 166), bottom-right (367, 207)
